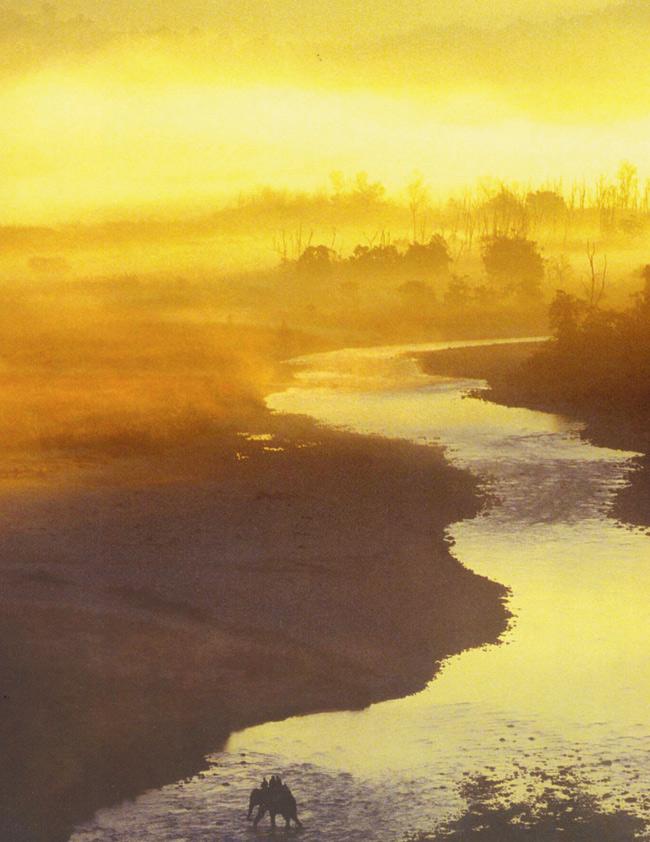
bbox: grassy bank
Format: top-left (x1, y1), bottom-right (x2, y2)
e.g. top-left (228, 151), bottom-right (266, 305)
top-left (1, 319), bottom-right (510, 841)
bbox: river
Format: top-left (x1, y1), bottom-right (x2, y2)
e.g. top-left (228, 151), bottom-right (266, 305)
top-left (70, 339), bottom-right (650, 841)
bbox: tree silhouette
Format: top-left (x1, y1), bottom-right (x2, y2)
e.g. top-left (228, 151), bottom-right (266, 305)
top-left (525, 190), bottom-right (567, 226)
top-left (481, 235), bottom-right (544, 298)
top-left (403, 235), bottom-right (451, 277)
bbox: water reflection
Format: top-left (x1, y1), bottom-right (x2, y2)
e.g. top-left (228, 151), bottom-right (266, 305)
top-left (71, 341), bottom-right (650, 840)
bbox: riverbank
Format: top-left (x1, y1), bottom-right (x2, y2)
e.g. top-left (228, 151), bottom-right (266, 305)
top-left (416, 340), bottom-right (650, 528)
top-left (2, 370), bottom-right (510, 841)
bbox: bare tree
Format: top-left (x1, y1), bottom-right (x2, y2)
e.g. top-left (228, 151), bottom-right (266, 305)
top-left (617, 161), bottom-right (639, 210)
top-left (585, 242), bottom-right (607, 308)
top-left (406, 173), bottom-right (430, 244)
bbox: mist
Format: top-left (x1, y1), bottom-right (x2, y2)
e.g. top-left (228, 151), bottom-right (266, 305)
top-left (2, 2), bottom-right (650, 219)
top-left (4, 4), bottom-right (650, 841)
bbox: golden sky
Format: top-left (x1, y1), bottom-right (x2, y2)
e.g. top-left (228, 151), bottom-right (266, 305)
top-left (2, 1), bottom-right (649, 221)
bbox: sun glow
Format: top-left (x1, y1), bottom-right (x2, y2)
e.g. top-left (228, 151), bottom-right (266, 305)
top-left (4, 72), bottom-right (650, 222)
top-left (0, 1), bottom-right (649, 221)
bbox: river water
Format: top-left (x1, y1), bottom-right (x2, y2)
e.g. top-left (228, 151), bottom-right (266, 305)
top-left (71, 340), bottom-right (650, 841)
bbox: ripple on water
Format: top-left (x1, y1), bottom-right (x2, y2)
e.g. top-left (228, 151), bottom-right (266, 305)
top-left (71, 723), bottom-right (650, 841)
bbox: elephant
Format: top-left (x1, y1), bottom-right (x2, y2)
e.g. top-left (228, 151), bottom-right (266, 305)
top-left (247, 784), bottom-right (302, 829)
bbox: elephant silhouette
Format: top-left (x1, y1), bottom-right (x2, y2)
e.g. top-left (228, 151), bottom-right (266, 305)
top-left (247, 783), bottom-right (302, 829)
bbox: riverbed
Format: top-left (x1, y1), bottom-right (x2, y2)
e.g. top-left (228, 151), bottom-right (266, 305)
top-left (70, 339), bottom-right (650, 841)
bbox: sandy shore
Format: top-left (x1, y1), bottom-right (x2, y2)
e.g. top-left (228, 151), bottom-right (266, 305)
top-left (1, 401), bottom-right (509, 841)
top-left (416, 341), bottom-right (650, 528)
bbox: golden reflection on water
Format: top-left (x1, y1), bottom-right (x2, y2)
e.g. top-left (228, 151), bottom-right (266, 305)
top-left (230, 521), bottom-right (650, 776)
top-left (229, 342), bottom-right (649, 779)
